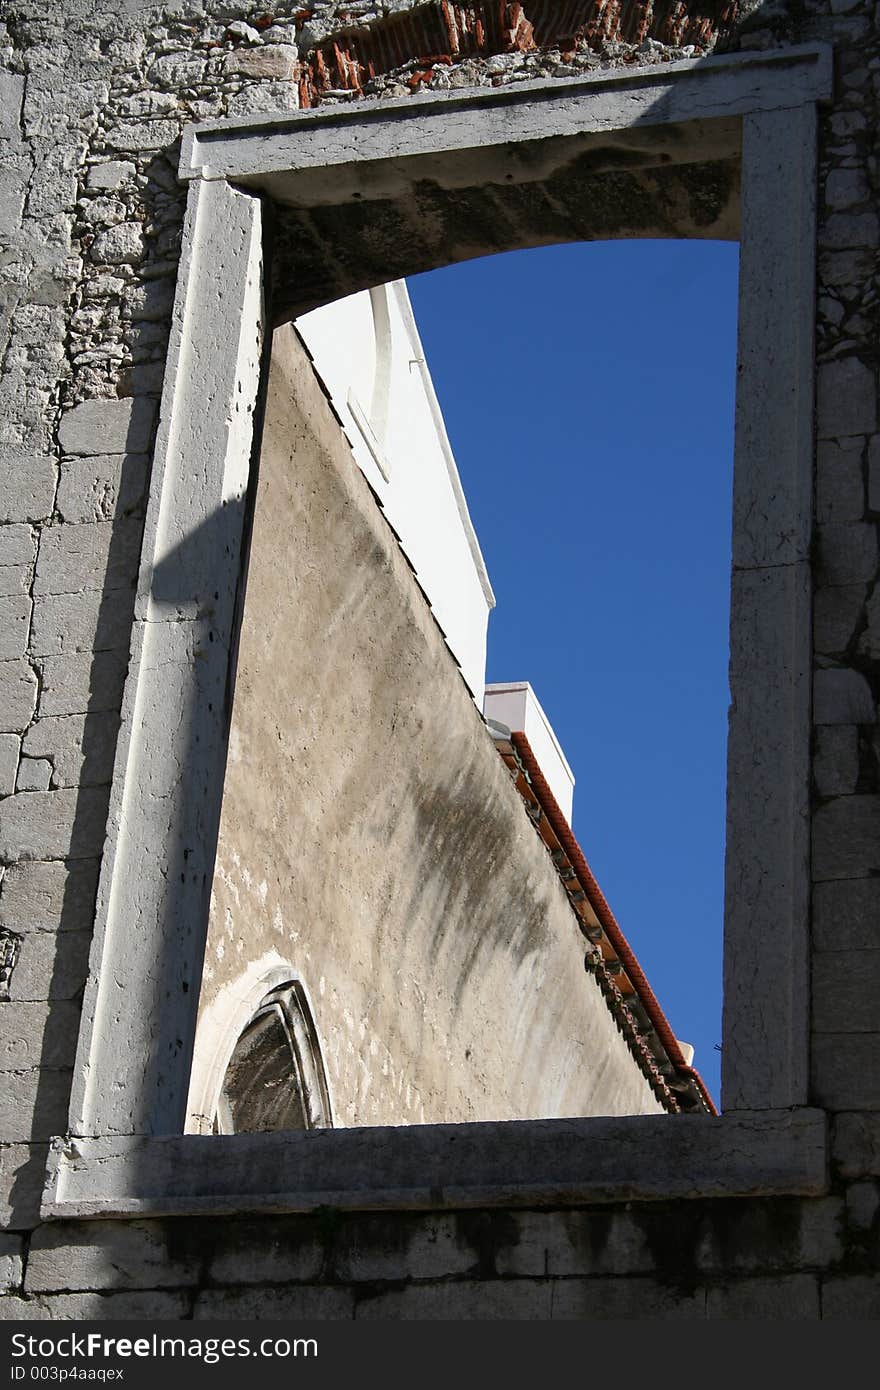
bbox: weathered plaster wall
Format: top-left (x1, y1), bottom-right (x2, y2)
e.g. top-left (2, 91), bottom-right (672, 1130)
top-left (0, 0), bottom-right (878, 1320)
top-left (192, 323), bottom-right (664, 1130)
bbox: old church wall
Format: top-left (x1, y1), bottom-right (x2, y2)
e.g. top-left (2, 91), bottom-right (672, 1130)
top-left (193, 322), bottom-right (664, 1131)
top-left (0, 0), bottom-right (878, 1319)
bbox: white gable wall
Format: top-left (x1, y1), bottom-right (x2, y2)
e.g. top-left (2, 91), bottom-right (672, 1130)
top-left (296, 282), bottom-right (495, 699)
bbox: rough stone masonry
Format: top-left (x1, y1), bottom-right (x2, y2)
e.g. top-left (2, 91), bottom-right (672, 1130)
top-left (0, 0), bottom-right (879, 1319)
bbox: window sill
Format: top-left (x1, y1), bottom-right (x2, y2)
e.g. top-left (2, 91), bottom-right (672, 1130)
top-left (43, 1109), bottom-right (827, 1220)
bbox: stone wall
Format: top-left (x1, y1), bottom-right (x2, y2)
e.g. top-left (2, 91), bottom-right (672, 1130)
top-left (0, 0), bottom-right (879, 1319)
top-left (0, 1194), bottom-right (866, 1319)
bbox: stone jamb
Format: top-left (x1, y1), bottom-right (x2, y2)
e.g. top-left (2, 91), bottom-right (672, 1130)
top-left (46, 43), bottom-right (832, 1218)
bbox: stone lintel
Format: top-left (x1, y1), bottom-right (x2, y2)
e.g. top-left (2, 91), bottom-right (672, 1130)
top-left (180, 43), bottom-right (833, 191)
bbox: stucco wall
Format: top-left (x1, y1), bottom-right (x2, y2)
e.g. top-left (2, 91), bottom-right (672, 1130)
top-left (191, 323), bottom-right (663, 1130)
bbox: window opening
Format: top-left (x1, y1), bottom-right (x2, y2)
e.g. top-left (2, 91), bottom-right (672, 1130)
top-left (406, 239), bottom-right (738, 1105)
top-left (50, 50), bottom-right (826, 1204)
top-left (214, 982), bottom-right (332, 1135)
top-left (197, 240), bottom-right (734, 1128)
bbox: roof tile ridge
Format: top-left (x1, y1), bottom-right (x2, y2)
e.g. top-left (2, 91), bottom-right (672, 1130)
top-left (508, 729), bottom-right (718, 1116)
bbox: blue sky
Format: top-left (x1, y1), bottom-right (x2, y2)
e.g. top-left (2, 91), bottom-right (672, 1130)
top-left (408, 239), bottom-right (740, 1107)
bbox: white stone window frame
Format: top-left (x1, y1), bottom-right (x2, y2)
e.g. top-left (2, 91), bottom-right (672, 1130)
top-left (44, 43), bottom-right (833, 1220)
top-left (186, 958), bottom-right (334, 1136)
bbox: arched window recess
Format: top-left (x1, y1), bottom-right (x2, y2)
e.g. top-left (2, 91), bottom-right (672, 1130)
top-left (214, 981), bottom-right (332, 1136)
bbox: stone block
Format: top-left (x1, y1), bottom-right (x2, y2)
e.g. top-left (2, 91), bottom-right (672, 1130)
top-left (117, 363), bottom-right (166, 396)
top-left (0, 162), bottom-right (27, 239)
top-left (0, 1001), bottom-right (82, 1069)
top-left (226, 82), bottom-right (300, 118)
top-left (813, 670), bottom-right (874, 725)
top-left (0, 786), bottom-right (109, 861)
top-left (39, 650), bottom-right (128, 718)
top-left (123, 276), bottom-right (175, 324)
top-left (0, 1142), bottom-right (47, 1230)
top-left (833, 1114), bottom-right (880, 1178)
top-left (0, 1068), bottom-right (71, 1142)
top-left (57, 398), bottom-right (156, 456)
top-left (816, 437), bottom-right (865, 522)
top-left (0, 73), bottom-right (25, 143)
top-left (226, 19), bottom-right (261, 42)
top-left (0, 369), bottom-right (53, 443)
top-left (15, 759), bottom-right (51, 793)
top-left (812, 1034), bottom-right (880, 1109)
top-left (868, 436), bottom-right (880, 514)
top-left (103, 119), bottom-right (180, 153)
top-left (194, 1286), bottom-right (354, 1320)
top-left (27, 1221), bottom-right (200, 1292)
top-left (0, 660), bottom-right (38, 733)
top-left (90, 223), bottom-right (145, 266)
top-left (148, 53), bottom-right (206, 87)
top-left (0, 1234), bottom-right (23, 1292)
top-left (116, 91), bottom-right (178, 119)
top-left (22, 74), bottom-right (107, 141)
top-left (825, 167), bottom-right (870, 209)
top-left (813, 584), bottom-right (866, 654)
top-left (845, 1180), bottom-right (880, 1232)
top-left (57, 454), bottom-right (149, 524)
top-left (813, 878), bottom-right (880, 951)
top-left (820, 211), bottom-right (880, 250)
top-left (355, 1279), bottom-right (551, 1320)
top-left (206, 1216), bottom-right (336, 1287)
top-left (0, 858), bottom-right (100, 934)
top-left (5, 930), bottom-right (90, 1002)
top-left (550, 1277), bottom-right (703, 1319)
top-left (706, 1275), bottom-right (819, 1318)
top-left (260, 23), bottom-right (299, 45)
top-left (0, 525), bottom-right (34, 596)
top-left (25, 151), bottom-right (80, 220)
top-left (489, 1209), bottom-right (654, 1278)
top-left (0, 736), bottom-right (19, 796)
top-left (818, 247), bottom-right (873, 290)
top-left (0, 452), bottom-right (56, 525)
top-left (0, 595), bottom-right (31, 661)
top-left (0, 532), bottom-right (38, 575)
top-left (29, 1291), bottom-right (191, 1320)
top-left (822, 1275), bottom-right (880, 1318)
top-left (31, 588), bottom-right (136, 657)
top-left (813, 951), bottom-right (880, 1033)
top-left (339, 1212), bottom-right (475, 1283)
top-left (813, 725), bottom-right (859, 795)
top-left (694, 1197), bottom-right (843, 1274)
top-left (208, 1209), bottom-right (495, 1286)
top-left (858, 585), bottom-right (880, 658)
top-left (0, 1296), bottom-right (52, 1319)
top-left (224, 45), bottom-right (298, 79)
top-left (829, 97), bottom-right (870, 130)
top-left (0, 566), bottom-right (28, 602)
top-left (817, 357), bottom-right (876, 439)
top-left (813, 795), bottom-right (880, 879)
top-left (86, 161), bottom-right (136, 191)
top-left (23, 711), bottom-right (120, 788)
top-left (817, 522), bottom-right (878, 585)
top-left (34, 519), bottom-right (142, 596)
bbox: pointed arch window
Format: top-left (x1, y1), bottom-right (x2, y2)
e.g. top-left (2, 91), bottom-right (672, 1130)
top-left (214, 982), bottom-right (332, 1135)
